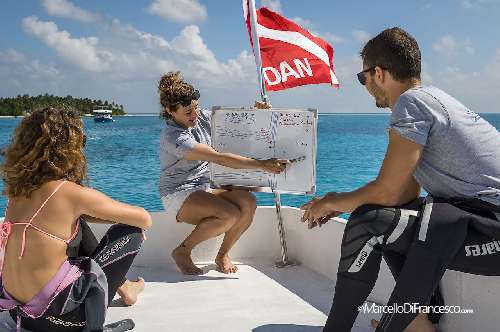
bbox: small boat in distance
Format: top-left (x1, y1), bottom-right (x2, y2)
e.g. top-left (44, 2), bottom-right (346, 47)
top-left (92, 106), bottom-right (114, 122)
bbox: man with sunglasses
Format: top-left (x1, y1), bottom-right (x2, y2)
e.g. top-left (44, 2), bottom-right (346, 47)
top-left (301, 27), bottom-right (500, 331)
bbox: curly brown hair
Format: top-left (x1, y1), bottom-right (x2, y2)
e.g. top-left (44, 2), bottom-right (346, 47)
top-left (0, 107), bottom-right (87, 198)
top-left (158, 71), bottom-right (195, 120)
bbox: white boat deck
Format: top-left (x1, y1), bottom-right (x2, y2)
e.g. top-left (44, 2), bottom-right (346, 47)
top-left (2, 207), bottom-right (500, 331)
top-left (106, 259), bottom-right (380, 332)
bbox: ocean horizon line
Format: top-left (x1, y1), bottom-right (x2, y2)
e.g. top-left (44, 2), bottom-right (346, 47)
top-left (1, 112), bottom-right (499, 119)
top-left (124, 112), bottom-right (500, 116)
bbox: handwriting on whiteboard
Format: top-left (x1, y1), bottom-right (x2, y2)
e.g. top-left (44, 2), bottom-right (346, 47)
top-left (211, 108), bottom-right (316, 193)
top-left (224, 112), bottom-right (256, 125)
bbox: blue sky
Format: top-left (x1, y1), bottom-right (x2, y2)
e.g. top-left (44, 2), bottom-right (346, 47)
top-left (1, 0), bottom-right (500, 113)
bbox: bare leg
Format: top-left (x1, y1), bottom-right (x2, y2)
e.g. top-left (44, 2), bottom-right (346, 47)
top-left (117, 278), bottom-right (145, 306)
top-left (172, 216), bottom-right (235, 275)
top-left (172, 191), bottom-right (240, 275)
top-left (371, 313), bottom-right (436, 332)
top-left (213, 190), bottom-right (257, 273)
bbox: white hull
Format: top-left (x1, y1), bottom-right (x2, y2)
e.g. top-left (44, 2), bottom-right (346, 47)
top-left (92, 207), bottom-right (500, 331)
top-left (2, 207), bottom-right (499, 331)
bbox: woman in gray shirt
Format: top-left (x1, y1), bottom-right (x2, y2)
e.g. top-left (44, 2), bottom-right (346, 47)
top-left (158, 72), bottom-right (287, 275)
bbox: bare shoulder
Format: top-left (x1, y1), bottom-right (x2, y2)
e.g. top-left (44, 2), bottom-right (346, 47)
top-left (56, 181), bottom-right (99, 205)
top-left (31, 180), bottom-right (80, 197)
top-left (56, 181), bottom-right (102, 217)
top-left (58, 180), bottom-right (85, 195)
top-left (60, 182), bottom-right (115, 207)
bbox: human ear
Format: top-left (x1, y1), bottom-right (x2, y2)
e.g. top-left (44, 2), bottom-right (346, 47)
top-left (375, 66), bottom-right (385, 83)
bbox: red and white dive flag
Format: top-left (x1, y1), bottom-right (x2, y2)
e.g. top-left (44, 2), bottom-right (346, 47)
top-left (243, 0), bottom-right (339, 93)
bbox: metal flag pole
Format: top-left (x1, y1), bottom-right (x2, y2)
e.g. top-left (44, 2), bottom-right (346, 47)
top-left (273, 189), bottom-right (295, 267)
top-left (248, 0), bottom-right (267, 103)
top-left (248, 0), bottom-right (294, 267)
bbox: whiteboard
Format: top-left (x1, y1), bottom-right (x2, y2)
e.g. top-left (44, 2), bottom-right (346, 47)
top-left (210, 107), bottom-right (317, 194)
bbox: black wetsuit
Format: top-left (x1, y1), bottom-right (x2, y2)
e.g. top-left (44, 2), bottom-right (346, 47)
top-left (324, 196), bottom-right (500, 332)
top-left (1, 221), bottom-right (143, 332)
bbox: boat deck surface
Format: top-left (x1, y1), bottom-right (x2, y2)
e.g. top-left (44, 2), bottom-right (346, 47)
top-left (103, 258), bottom-right (380, 332)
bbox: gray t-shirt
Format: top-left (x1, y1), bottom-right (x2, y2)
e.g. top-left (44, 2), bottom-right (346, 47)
top-left (159, 108), bottom-right (212, 197)
top-left (390, 86), bottom-right (500, 206)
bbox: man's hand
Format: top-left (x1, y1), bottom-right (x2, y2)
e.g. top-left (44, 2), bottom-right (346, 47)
top-left (300, 193), bottom-right (342, 228)
top-left (254, 100), bottom-right (272, 109)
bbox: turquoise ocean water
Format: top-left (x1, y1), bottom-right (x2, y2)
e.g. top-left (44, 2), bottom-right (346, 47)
top-left (1, 114), bottom-right (499, 213)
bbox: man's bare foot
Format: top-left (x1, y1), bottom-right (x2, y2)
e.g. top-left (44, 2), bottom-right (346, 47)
top-left (370, 313), bottom-right (435, 332)
top-left (171, 245), bottom-right (203, 275)
top-left (117, 278), bottom-right (145, 306)
top-left (215, 254), bottom-right (238, 274)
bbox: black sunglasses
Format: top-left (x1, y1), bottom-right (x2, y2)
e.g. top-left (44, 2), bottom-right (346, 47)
top-left (177, 90), bottom-right (200, 107)
top-left (356, 66), bottom-right (386, 86)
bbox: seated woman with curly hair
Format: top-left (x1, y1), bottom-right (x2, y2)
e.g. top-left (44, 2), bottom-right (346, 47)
top-left (158, 71), bottom-right (288, 275)
top-left (0, 107), bottom-right (152, 331)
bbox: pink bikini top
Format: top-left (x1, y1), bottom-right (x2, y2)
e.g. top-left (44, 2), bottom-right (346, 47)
top-left (0, 181), bottom-right (80, 260)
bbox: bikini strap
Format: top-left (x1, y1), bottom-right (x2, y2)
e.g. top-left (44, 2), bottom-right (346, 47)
top-left (27, 181), bottom-right (67, 224)
top-left (66, 218), bottom-right (81, 244)
top-left (18, 180), bottom-right (67, 259)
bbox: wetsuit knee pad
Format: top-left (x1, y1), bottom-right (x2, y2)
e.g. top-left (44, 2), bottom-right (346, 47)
top-left (339, 206), bottom-right (399, 274)
top-left (94, 224), bottom-right (144, 265)
top-left (107, 224), bottom-right (144, 242)
top-left (345, 205), bottom-right (398, 241)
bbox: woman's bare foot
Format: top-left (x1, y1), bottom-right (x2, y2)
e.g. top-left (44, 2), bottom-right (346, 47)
top-left (215, 254), bottom-right (238, 274)
top-left (370, 313), bottom-right (435, 332)
top-left (171, 245), bottom-right (203, 275)
top-left (117, 278), bottom-right (145, 306)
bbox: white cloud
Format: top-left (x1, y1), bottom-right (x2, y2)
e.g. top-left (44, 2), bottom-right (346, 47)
top-left (170, 25), bottom-right (255, 85)
top-left (465, 45), bottom-right (475, 55)
top-left (462, 0), bottom-right (475, 8)
top-left (291, 17), bottom-right (313, 30)
top-left (334, 54), bottom-right (362, 84)
top-left (0, 49), bottom-right (61, 94)
top-left (321, 32), bottom-right (345, 45)
top-left (21, 14), bottom-right (252, 84)
top-left (421, 62), bottom-right (434, 84)
top-left (489, 48), bottom-right (500, 78)
top-left (147, 0), bottom-right (207, 24)
top-left (171, 25), bottom-right (215, 62)
top-left (13, 12), bottom-right (258, 112)
top-left (461, 0), bottom-right (500, 9)
top-left (261, 0), bottom-right (282, 13)
top-left (107, 19), bottom-right (170, 49)
top-left (432, 35), bottom-right (475, 57)
top-left (17, 4), bottom-right (499, 115)
top-left (432, 35), bottom-right (458, 56)
top-left (352, 30), bottom-right (371, 44)
top-left (0, 49), bottom-right (27, 63)
top-left (289, 17), bottom-right (345, 45)
top-left (425, 48), bottom-right (500, 113)
top-left (42, 0), bottom-right (99, 23)
top-left (22, 16), bottom-right (112, 72)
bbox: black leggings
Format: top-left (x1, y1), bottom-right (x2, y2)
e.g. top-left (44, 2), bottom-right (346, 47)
top-left (78, 221), bottom-right (130, 304)
top-left (11, 223), bottom-right (144, 331)
top-left (324, 197), bottom-right (500, 332)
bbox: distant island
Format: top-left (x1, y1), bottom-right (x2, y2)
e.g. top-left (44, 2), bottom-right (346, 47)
top-left (0, 94), bottom-right (126, 116)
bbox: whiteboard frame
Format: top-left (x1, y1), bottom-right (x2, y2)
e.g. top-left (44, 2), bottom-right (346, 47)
top-left (210, 106), bottom-right (317, 195)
